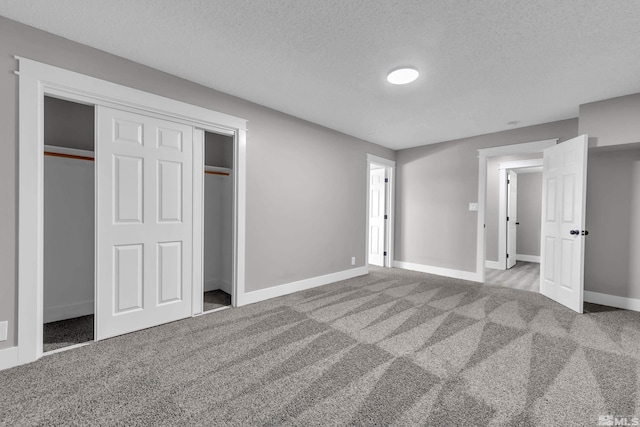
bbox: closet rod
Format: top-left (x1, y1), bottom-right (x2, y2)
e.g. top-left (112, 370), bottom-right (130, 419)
top-left (44, 145), bottom-right (95, 162)
top-left (44, 151), bottom-right (94, 162)
top-left (205, 170), bottom-right (229, 176)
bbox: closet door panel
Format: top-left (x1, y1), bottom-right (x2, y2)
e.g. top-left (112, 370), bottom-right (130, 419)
top-left (114, 155), bottom-right (144, 224)
top-left (113, 244), bottom-right (144, 313)
top-left (157, 160), bottom-right (182, 223)
top-left (96, 106), bottom-right (193, 341)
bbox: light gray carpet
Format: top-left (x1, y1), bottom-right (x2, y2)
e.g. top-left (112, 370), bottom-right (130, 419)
top-left (2, 266), bottom-right (640, 426)
top-left (485, 261), bottom-right (540, 293)
top-left (204, 290), bottom-right (232, 312)
top-left (43, 314), bottom-right (94, 353)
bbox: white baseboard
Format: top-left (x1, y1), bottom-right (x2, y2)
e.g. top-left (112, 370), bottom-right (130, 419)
top-left (485, 260), bottom-right (503, 270)
top-left (0, 346), bottom-right (18, 371)
top-left (44, 300), bottom-right (94, 323)
top-left (238, 266), bottom-right (369, 306)
top-left (516, 254), bottom-right (540, 263)
top-left (392, 261), bottom-right (482, 283)
top-left (204, 279), bottom-right (232, 294)
top-left (584, 291), bottom-right (640, 312)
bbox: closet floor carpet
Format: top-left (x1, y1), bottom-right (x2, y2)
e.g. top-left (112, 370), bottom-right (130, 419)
top-left (43, 314), bottom-right (94, 353)
top-left (3, 266), bottom-right (640, 426)
top-left (203, 290), bottom-right (232, 312)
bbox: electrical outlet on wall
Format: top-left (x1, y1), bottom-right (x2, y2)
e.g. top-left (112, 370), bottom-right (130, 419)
top-left (0, 321), bottom-right (7, 342)
top-left (469, 202), bottom-right (478, 211)
top-left (351, 257), bottom-right (356, 265)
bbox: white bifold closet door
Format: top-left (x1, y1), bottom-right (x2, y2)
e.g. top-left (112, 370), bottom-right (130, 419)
top-left (96, 106), bottom-right (193, 340)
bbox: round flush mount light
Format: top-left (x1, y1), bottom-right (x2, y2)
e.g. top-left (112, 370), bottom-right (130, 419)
top-left (387, 67), bottom-right (419, 85)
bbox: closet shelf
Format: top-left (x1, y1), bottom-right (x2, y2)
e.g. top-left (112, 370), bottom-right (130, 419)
top-left (44, 145), bottom-right (94, 162)
top-left (204, 165), bottom-right (231, 176)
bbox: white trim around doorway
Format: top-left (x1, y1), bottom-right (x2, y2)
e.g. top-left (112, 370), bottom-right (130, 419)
top-left (366, 154), bottom-right (396, 268)
top-left (496, 158), bottom-right (543, 270)
top-left (475, 139), bottom-right (557, 283)
top-left (15, 57), bottom-right (247, 369)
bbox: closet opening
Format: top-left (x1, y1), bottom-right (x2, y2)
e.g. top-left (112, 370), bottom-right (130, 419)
top-left (43, 96), bottom-right (95, 353)
top-left (202, 131), bottom-right (234, 313)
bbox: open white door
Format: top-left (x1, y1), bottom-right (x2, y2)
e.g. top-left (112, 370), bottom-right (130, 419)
top-left (540, 134), bottom-right (588, 313)
top-left (368, 167), bottom-right (386, 266)
top-left (506, 170), bottom-right (518, 269)
top-left (96, 106), bottom-right (193, 340)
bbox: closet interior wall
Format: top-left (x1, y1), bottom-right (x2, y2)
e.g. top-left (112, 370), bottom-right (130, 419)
top-left (204, 131), bottom-right (233, 295)
top-left (43, 97), bottom-right (95, 323)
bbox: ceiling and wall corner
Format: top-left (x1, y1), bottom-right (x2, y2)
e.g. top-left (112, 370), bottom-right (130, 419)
top-left (1, 1), bottom-right (639, 149)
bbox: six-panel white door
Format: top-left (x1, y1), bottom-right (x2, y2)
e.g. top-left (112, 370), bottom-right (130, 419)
top-left (369, 167), bottom-right (386, 266)
top-left (540, 134), bottom-right (588, 313)
top-left (96, 106), bottom-right (193, 340)
top-left (506, 170), bottom-right (518, 269)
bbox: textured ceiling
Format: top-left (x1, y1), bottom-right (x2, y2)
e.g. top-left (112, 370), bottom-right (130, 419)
top-left (2, 1), bottom-right (640, 149)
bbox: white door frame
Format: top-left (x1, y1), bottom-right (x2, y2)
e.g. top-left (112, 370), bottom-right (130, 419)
top-left (476, 139), bottom-right (557, 282)
top-left (496, 158), bottom-right (543, 269)
top-left (16, 57), bottom-right (247, 366)
top-left (366, 154), bottom-right (396, 268)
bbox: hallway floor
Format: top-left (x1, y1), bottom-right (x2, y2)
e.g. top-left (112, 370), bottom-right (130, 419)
top-left (485, 261), bottom-right (540, 293)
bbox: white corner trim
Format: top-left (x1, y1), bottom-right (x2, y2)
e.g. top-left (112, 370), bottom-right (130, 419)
top-left (44, 301), bottom-right (94, 324)
top-left (367, 153), bottom-right (396, 167)
top-left (17, 57), bottom-right (248, 131)
top-left (238, 266), bottom-right (369, 306)
top-left (498, 158), bottom-right (543, 170)
top-left (584, 291), bottom-right (640, 312)
top-left (0, 347), bottom-right (19, 372)
top-left (393, 261), bottom-right (482, 283)
top-left (485, 260), bottom-right (503, 270)
top-left (516, 254), bottom-right (541, 263)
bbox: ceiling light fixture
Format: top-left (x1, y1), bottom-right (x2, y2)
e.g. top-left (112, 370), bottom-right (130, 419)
top-left (387, 68), bottom-right (419, 85)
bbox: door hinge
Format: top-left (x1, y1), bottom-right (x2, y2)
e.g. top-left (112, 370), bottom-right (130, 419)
top-left (384, 214), bottom-right (388, 220)
top-left (507, 216), bottom-right (509, 221)
top-left (507, 179), bottom-right (510, 184)
top-left (384, 178), bottom-right (389, 183)
top-left (384, 252), bottom-right (387, 256)
top-left (506, 253), bottom-right (509, 258)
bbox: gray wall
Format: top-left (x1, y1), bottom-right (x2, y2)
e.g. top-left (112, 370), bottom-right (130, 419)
top-left (43, 156), bottom-right (95, 322)
top-left (485, 153), bottom-right (542, 262)
top-left (0, 17), bottom-right (394, 350)
top-left (394, 119), bottom-right (578, 272)
top-left (516, 172), bottom-right (542, 258)
top-left (205, 132), bottom-right (234, 169)
top-left (585, 148), bottom-right (640, 299)
top-left (204, 175), bottom-right (233, 294)
top-left (580, 93), bottom-right (640, 148)
top-left (44, 97), bottom-right (94, 151)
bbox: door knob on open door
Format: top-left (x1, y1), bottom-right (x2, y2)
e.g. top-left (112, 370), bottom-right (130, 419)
top-left (582, 230), bottom-right (589, 236)
top-left (570, 230), bottom-right (580, 235)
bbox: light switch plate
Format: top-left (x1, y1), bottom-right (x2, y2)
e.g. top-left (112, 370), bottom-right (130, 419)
top-left (469, 203), bottom-right (478, 211)
top-left (0, 321), bottom-right (7, 342)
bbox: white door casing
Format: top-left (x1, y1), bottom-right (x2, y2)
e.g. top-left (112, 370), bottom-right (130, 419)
top-left (369, 167), bottom-right (385, 266)
top-left (96, 106), bottom-right (193, 340)
top-left (506, 170), bottom-right (518, 269)
top-left (540, 134), bottom-right (588, 313)
top-left (16, 57), bottom-right (246, 368)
